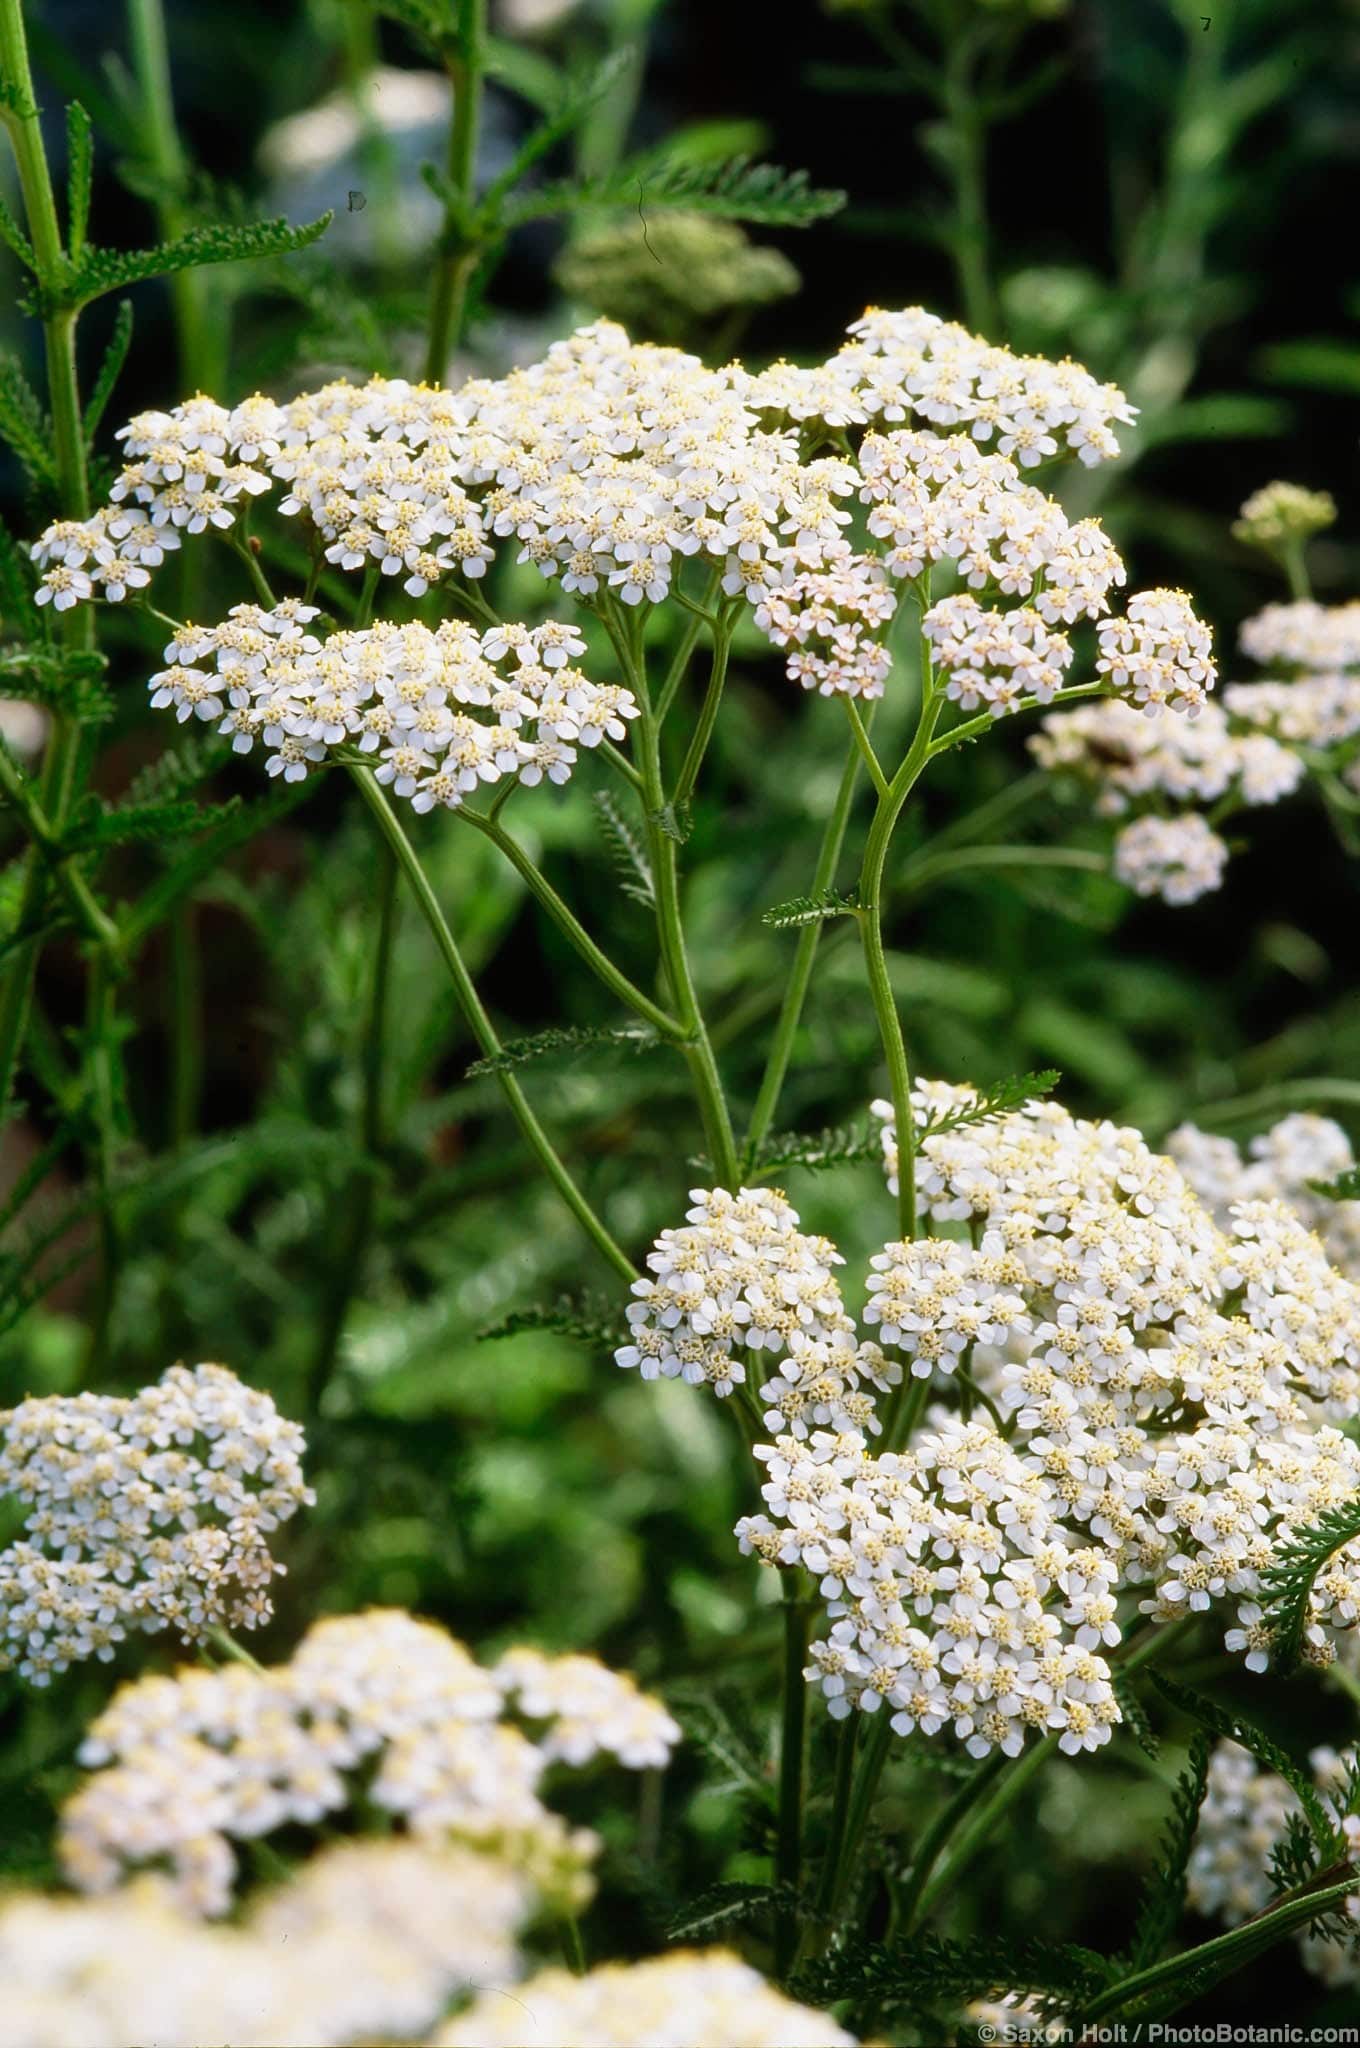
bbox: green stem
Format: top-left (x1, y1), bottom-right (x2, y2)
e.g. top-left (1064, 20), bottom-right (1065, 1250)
top-left (843, 696), bottom-right (889, 799)
top-left (347, 764), bottom-right (634, 1280)
top-left (83, 948), bottom-right (122, 1375)
top-left (929, 680), bottom-right (1109, 759)
top-left (858, 687), bottom-right (943, 1240)
top-left (1279, 538), bottom-right (1311, 602)
top-left (206, 1624), bottom-right (265, 1673)
top-left (558, 1915), bottom-right (588, 1976)
top-left (426, 0), bottom-right (487, 381)
top-left (654, 603), bottom-right (709, 726)
top-left (911, 1731), bottom-right (1057, 1923)
top-left (813, 1712), bottom-right (860, 1924)
top-left (1082, 1872), bottom-right (1360, 2025)
top-left (941, 27), bottom-right (998, 336)
top-left (306, 842), bottom-right (397, 1411)
top-left (823, 1707), bottom-right (893, 1926)
top-left (126, 0), bottom-right (214, 389)
top-left (461, 810), bottom-right (683, 1038)
top-left (620, 618), bottom-right (739, 1187)
top-left (896, 843), bottom-right (1109, 898)
top-left (1185, 1078), bottom-right (1360, 1131)
top-left (672, 618), bottom-right (733, 810)
top-left (774, 1577), bottom-right (810, 1977)
top-left (892, 1749), bottom-right (1009, 1935)
top-left (0, 0), bottom-right (94, 1114)
top-left (744, 723), bottom-right (868, 1163)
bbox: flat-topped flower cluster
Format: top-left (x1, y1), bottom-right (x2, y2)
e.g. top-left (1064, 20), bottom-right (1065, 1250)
top-left (149, 603), bottom-right (636, 798)
top-left (1035, 536), bottom-right (1360, 903)
top-left (28, 310), bottom-right (1214, 803)
top-left (0, 1363), bottom-right (311, 1684)
top-left (618, 1086), bottom-right (1360, 1758)
top-left (60, 1606), bottom-right (680, 1916)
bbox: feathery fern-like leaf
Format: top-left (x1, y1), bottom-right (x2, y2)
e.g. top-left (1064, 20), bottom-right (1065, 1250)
top-left (1257, 1494), bottom-right (1360, 1671)
top-left (0, 354), bottom-right (56, 491)
top-left (667, 1881), bottom-right (794, 1943)
top-left (1307, 1165), bottom-right (1360, 1202)
top-left (795, 1927), bottom-right (1109, 2014)
top-left (477, 46), bottom-right (636, 223)
top-left (761, 885), bottom-right (861, 929)
top-left (29, 213), bottom-right (331, 314)
top-left (747, 1124), bottom-right (881, 1178)
top-left (0, 185), bottom-right (36, 272)
top-left (503, 153), bottom-right (846, 232)
top-left (65, 102), bottom-right (93, 259)
top-left (593, 788), bottom-right (654, 905)
top-left (1124, 1731), bottom-right (1213, 1970)
top-left (465, 1022), bottom-right (659, 1078)
top-left (916, 1069), bottom-right (1061, 1139)
top-left (83, 299), bottom-right (134, 443)
top-left (478, 1293), bottom-right (622, 1347)
top-left (1150, 1673), bottom-right (1336, 1851)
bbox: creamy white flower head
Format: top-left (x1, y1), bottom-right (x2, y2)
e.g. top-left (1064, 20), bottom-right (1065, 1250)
top-left (616, 1185), bottom-right (898, 1431)
top-left (851, 1090), bottom-right (1360, 1691)
top-left (434, 1949), bottom-right (859, 2048)
top-left (1112, 813), bottom-right (1228, 905)
top-left (1031, 698), bottom-right (1303, 818)
top-left (1240, 600), bottom-right (1360, 673)
top-left (0, 1838), bottom-right (534, 2048)
top-left (1096, 589), bottom-right (1216, 717)
top-left (0, 1364), bottom-right (311, 1684)
top-left (146, 603), bottom-right (637, 801)
top-left (1168, 1113), bottom-right (1360, 1282)
top-left (60, 1607), bottom-right (673, 1916)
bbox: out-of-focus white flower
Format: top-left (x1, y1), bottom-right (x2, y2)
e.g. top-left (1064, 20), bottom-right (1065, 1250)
top-left (60, 1607), bottom-right (677, 1916)
top-left (1112, 812), bottom-right (1228, 904)
top-left (0, 1838), bottom-right (534, 2048)
top-left (434, 1949), bottom-right (859, 2047)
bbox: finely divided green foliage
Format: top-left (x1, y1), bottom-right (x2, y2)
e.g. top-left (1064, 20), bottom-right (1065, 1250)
top-left (1257, 1496), bottom-right (1360, 1671)
top-left (1123, 1731), bottom-right (1213, 1971)
top-left (23, 214), bottom-right (332, 316)
top-left (465, 1022), bottom-right (661, 1077)
top-left (500, 154), bottom-right (847, 233)
top-left (1151, 1674), bottom-right (1336, 1852)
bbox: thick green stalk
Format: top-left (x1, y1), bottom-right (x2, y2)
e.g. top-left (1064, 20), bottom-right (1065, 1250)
top-left (744, 725), bottom-right (867, 1162)
top-left (617, 616), bottom-right (739, 1187)
top-left (821, 1707), bottom-right (893, 1930)
top-left (671, 618), bottom-right (733, 810)
top-left (910, 1732), bottom-right (1057, 1924)
top-left (857, 688), bottom-right (943, 1240)
top-left (461, 810), bottom-right (683, 1039)
top-left (0, 0), bottom-right (94, 1112)
top-left (774, 1577), bottom-right (810, 1977)
top-left (126, 0), bottom-right (214, 389)
top-left (83, 948), bottom-right (122, 1374)
top-left (891, 1749), bottom-right (1008, 1935)
top-left (1082, 1872), bottom-right (1360, 2025)
top-left (347, 764), bottom-right (634, 1279)
top-left (812, 1712), bottom-right (859, 1926)
top-left (426, 0), bottom-right (487, 381)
